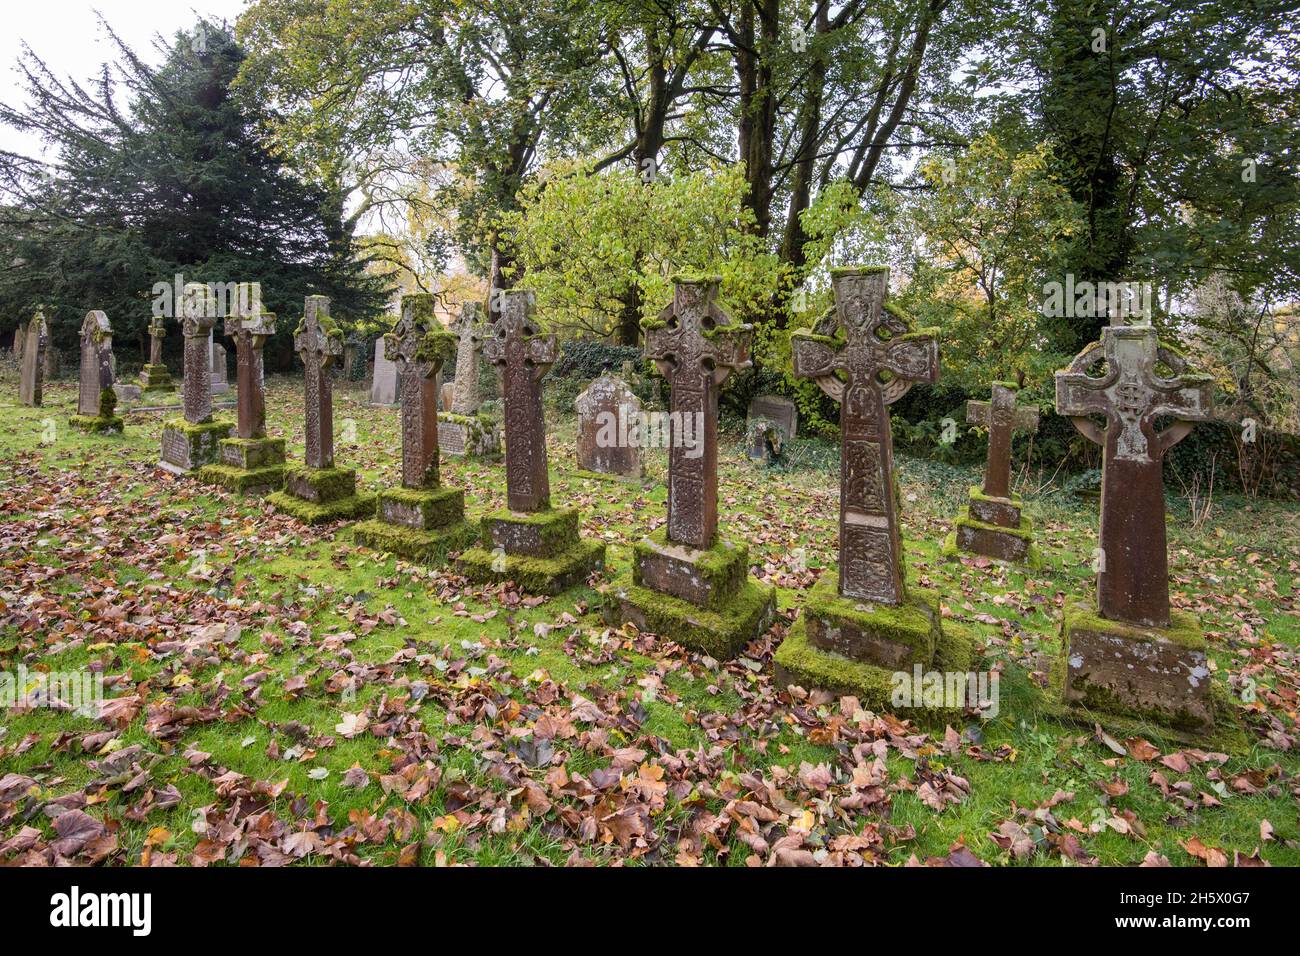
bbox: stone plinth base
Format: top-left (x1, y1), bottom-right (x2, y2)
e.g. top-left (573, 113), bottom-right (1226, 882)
top-left (945, 486), bottom-right (1038, 564)
top-left (198, 437), bottom-right (286, 496)
top-left (457, 507), bottom-right (605, 594)
top-left (112, 383), bottom-right (142, 404)
top-left (605, 530), bottom-right (775, 658)
top-left (436, 413), bottom-right (500, 458)
top-left (267, 465), bottom-right (375, 524)
top-left (354, 485), bottom-right (476, 563)
top-left (158, 417), bottom-right (233, 474)
top-left (1055, 602), bottom-right (1214, 735)
top-left (774, 567), bottom-right (977, 719)
top-left (69, 414), bottom-right (124, 435)
top-left (139, 364), bottom-right (175, 391)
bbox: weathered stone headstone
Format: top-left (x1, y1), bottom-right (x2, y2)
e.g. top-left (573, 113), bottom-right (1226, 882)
top-left (457, 290), bottom-right (604, 593)
top-left (69, 311), bottom-right (124, 433)
top-left (437, 302), bottom-right (500, 458)
top-left (1054, 317), bottom-right (1217, 733)
top-left (12, 319), bottom-right (25, 366)
top-left (370, 335), bottom-right (398, 406)
top-left (746, 393), bottom-right (797, 462)
top-left (199, 305), bottom-right (286, 495)
top-left (575, 373), bottom-right (642, 479)
top-left (209, 332), bottom-right (229, 394)
top-left (19, 313), bottom-right (48, 408)
top-left (774, 267), bottom-right (972, 710)
top-left (159, 285), bottom-right (232, 470)
top-left (268, 296), bottom-right (375, 523)
top-left (138, 315), bottom-right (175, 392)
top-left (355, 294), bottom-right (475, 561)
top-left (946, 382), bottom-right (1040, 562)
top-left (605, 276), bottom-right (774, 657)
top-left (439, 380), bottom-right (454, 413)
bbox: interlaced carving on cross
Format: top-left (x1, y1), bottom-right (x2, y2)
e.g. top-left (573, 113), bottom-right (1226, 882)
top-left (643, 277), bottom-right (752, 549)
top-left (792, 268), bottom-right (939, 605)
top-left (1056, 321), bottom-right (1214, 627)
top-left (296, 296), bottom-right (343, 470)
top-left (967, 383), bottom-right (1039, 500)
top-left (388, 293), bottom-right (455, 489)
top-left (484, 290), bottom-right (557, 511)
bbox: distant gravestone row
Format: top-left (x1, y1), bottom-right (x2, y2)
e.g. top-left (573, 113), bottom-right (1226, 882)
top-left (49, 264), bottom-right (1225, 740)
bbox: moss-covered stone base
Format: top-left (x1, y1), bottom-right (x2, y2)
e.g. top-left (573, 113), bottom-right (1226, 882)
top-left (480, 507), bottom-right (581, 558)
top-left (948, 509), bottom-right (1037, 564)
top-left (798, 569), bottom-right (940, 669)
top-left (773, 616), bottom-right (978, 724)
top-left (158, 416), bottom-right (232, 472)
top-left (218, 436), bottom-right (286, 470)
top-left (353, 517), bottom-right (477, 564)
top-left (436, 412), bottom-right (501, 458)
top-left (198, 463), bottom-right (286, 496)
top-left (458, 538), bottom-right (606, 595)
top-left (138, 365), bottom-right (175, 390)
top-left (378, 485), bottom-right (466, 531)
top-left (69, 414), bottom-right (124, 435)
top-left (604, 573), bottom-right (776, 659)
top-left (1054, 601), bottom-right (1215, 735)
top-left (267, 465), bottom-right (374, 524)
top-left (632, 528), bottom-right (749, 611)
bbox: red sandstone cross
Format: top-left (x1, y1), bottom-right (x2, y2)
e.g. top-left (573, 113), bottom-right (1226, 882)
top-left (484, 290), bottom-right (557, 512)
top-left (387, 294), bottom-right (450, 490)
top-left (644, 276), bottom-right (752, 550)
top-left (295, 295), bottom-right (343, 471)
top-left (1056, 320), bottom-right (1214, 627)
top-left (792, 267), bottom-right (938, 605)
top-left (225, 308), bottom-right (275, 441)
top-left (967, 383), bottom-right (1039, 501)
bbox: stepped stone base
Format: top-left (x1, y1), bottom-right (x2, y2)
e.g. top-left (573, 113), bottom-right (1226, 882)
top-left (606, 530), bottom-right (775, 657)
top-left (1055, 602), bottom-right (1214, 735)
top-left (138, 364), bottom-right (175, 390)
top-left (267, 465), bottom-right (375, 524)
top-left (198, 437), bottom-right (286, 496)
top-left (158, 417), bottom-right (231, 472)
top-left (69, 414), bottom-right (124, 435)
top-left (353, 485), bottom-right (476, 563)
top-left (457, 507), bottom-right (605, 594)
top-left (945, 486), bottom-right (1039, 564)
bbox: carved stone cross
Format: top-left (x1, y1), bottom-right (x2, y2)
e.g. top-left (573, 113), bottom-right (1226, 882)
top-left (450, 301), bottom-right (487, 415)
top-left (180, 284), bottom-right (217, 424)
top-left (148, 315), bottom-right (167, 366)
top-left (483, 290), bottom-right (557, 512)
top-left (225, 308), bottom-right (275, 440)
top-left (1056, 321), bottom-right (1213, 627)
top-left (78, 310), bottom-right (115, 417)
top-left (644, 277), bottom-right (752, 549)
top-left (967, 383), bottom-right (1039, 500)
top-left (295, 295), bottom-right (343, 470)
top-left (388, 294), bottom-right (454, 489)
top-left (792, 267), bottom-right (939, 605)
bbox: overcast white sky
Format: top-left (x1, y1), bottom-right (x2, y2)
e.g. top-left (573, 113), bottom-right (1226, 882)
top-left (1, 1), bottom-right (249, 157)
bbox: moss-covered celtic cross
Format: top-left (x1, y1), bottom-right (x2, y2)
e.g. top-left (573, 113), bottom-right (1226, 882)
top-left (1056, 320), bottom-right (1214, 627)
top-left (967, 382), bottom-right (1038, 500)
top-left (450, 301), bottom-right (487, 416)
top-left (148, 314), bottom-right (168, 366)
top-left (643, 276), bottom-right (753, 550)
top-left (387, 293), bottom-right (457, 490)
top-left (225, 306), bottom-right (275, 441)
top-left (484, 290), bottom-right (557, 512)
top-left (294, 295), bottom-right (343, 470)
top-left (792, 267), bottom-right (939, 605)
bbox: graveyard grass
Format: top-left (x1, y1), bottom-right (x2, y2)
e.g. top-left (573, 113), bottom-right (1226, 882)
top-left (1, 373), bottom-right (1297, 867)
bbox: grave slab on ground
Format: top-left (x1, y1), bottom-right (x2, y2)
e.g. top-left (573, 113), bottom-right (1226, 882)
top-left (774, 267), bottom-right (975, 714)
top-left (69, 310), bottom-right (125, 434)
top-left (199, 303), bottom-right (286, 496)
top-left (354, 293), bottom-right (476, 562)
top-left (268, 296), bottom-right (376, 523)
top-left (944, 381), bottom-right (1041, 565)
top-left (1050, 317), bottom-right (1220, 736)
top-left (436, 302), bottom-right (501, 458)
top-left (605, 276), bottom-right (774, 656)
top-left (159, 285), bottom-right (232, 471)
top-left (457, 290), bottom-right (604, 593)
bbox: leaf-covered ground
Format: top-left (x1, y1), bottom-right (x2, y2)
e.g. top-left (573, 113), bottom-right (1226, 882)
top-left (1, 373), bottom-right (1297, 867)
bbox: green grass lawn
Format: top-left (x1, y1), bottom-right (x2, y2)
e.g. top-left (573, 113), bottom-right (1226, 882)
top-left (1, 371), bottom-right (1297, 867)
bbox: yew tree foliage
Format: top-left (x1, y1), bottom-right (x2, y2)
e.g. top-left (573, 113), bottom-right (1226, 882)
top-left (0, 21), bottom-right (388, 368)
